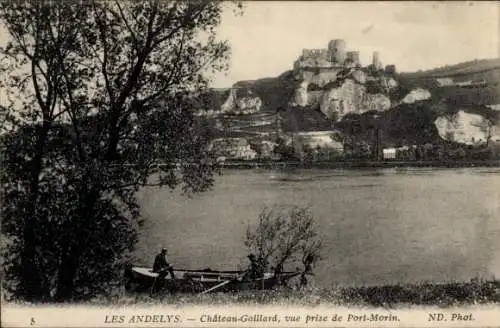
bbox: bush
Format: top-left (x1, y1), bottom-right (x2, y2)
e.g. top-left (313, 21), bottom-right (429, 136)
top-left (244, 206), bottom-right (322, 287)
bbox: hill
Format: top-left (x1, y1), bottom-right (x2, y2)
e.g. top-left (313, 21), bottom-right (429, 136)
top-left (232, 71), bottom-right (299, 113)
top-left (197, 57), bottom-right (500, 159)
top-left (402, 58), bottom-right (500, 78)
top-left (397, 58), bottom-right (500, 106)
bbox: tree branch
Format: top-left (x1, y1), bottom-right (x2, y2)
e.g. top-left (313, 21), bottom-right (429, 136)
top-left (46, 13), bottom-right (86, 162)
top-left (114, 1), bottom-right (141, 54)
top-left (93, 0), bottom-right (115, 106)
top-left (104, 0), bottom-right (160, 160)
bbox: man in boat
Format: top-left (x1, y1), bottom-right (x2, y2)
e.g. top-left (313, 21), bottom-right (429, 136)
top-left (150, 248), bottom-right (175, 295)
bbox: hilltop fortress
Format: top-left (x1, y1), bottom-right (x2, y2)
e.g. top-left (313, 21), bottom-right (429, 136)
top-left (219, 39), bottom-right (400, 119)
top-left (294, 39), bottom-right (384, 71)
top-left (208, 39), bottom-right (500, 160)
top-left (291, 39), bottom-right (400, 118)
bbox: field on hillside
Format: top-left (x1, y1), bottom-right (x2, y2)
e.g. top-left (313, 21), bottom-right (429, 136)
top-left (402, 58), bottom-right (500, 78)
top-left (398, 58), bottom-right (500, 106)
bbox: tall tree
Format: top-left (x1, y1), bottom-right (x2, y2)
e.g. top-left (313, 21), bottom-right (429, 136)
top-left (1, 0), bottom-right (239, 301)
top-left (0, 1), bottom-right (91, 301)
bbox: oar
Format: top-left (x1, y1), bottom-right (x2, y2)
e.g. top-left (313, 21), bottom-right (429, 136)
top-left (198, 270), bottom-right (248, 295)
top-left (198, 278), bottom-right (233, 295)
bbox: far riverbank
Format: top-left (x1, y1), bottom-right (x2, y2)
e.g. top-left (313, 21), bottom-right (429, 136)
top-left (219, 160), bottom-right (500, 170)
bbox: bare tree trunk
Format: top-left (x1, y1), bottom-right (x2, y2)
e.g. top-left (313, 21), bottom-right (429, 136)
top-left (20, 122), bottom-right (50, 301)
top-left (20, 223), bottom-right (42, 301)
top-left (53, 185), bottom-right (99, 301)
top-left (54, 244), bottom-right (80, 301)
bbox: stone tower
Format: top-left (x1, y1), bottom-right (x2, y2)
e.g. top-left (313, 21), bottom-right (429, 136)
top-left (372, 51), bottom-right (383, 70)
top-left (328, 39), bottom-right (347, 64)
top-left (346, 51), bottom-right (360, 66)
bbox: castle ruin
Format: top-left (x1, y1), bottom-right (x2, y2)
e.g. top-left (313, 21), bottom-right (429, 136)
top-left (346, 51), bottom-right (360, 67)
top-left (294, 39), bottom-right (389, 72)
top-left (372, 51), bottom-right (383, 70)
top-left (294, 39), bottom-right (352, 70)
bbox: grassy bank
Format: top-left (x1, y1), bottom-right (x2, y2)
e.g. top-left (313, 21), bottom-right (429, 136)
top-left (78, 279), bottom-right (500, 308)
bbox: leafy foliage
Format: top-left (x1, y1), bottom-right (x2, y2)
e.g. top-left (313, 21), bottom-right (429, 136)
top-left (244, 206), bottom-right (322, 285)
top-left (337, 101), bottom-right (442, 151)
top-left (0, 0), bottom-right (237, 302)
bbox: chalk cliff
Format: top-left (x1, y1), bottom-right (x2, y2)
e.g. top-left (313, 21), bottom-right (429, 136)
top-left (220, 88), bottom-right (262, 114)
top-left (318, 78), bottom-right (391, 120)
top-left (434, 110), bottom-right (500, 145)
top-left (402, 88), bottom-right (432, 104)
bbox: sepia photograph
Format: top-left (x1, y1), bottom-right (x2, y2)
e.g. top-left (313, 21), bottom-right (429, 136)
top-left (1, 1), bottom-right (499, 327)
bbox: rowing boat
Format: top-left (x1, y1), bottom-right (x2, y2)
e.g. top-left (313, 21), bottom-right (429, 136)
top-left (124, 266), bottom-right (301, 293)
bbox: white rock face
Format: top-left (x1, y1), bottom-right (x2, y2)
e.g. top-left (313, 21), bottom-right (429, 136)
top-left (209, 137), bottom-right (257, 160)
top-left (293, 81), bottom-right (309, 106)
top-left (310, 71), bottom-right (340, 87)
top-left (307, 91), bottom-right (324, 107)
top-left (292, 66), bottom-right (393, 120)
top-left (434, 110), bottom-right (500, 145)
top-left (380, 76), bottom-right (398, 91)
top-left (221, 88), bottom-right (262, 114)
top-left (295, 68), bottom-right (341, 87)
top-left (364, 93), bottom-right (392, 111)
top-left (294, 131), bottom-right (344, 150)
top-left (402, 88), bottom-right (431, 104)
top-left (351, 70), bottom-right (367, 84)
top-left (319, 79), bottom-right (391, 120)
top-left (236, 96), bottom-right (262, 113)
top-left (487, 104), bottom-right (500, 111)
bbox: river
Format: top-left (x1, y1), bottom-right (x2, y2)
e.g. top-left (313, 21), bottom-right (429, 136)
top-left (135, 167), bottom-right (500, 287)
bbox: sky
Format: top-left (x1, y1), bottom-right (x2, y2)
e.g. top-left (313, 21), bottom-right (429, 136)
top-left (211, 1), bottom-right (500, 88)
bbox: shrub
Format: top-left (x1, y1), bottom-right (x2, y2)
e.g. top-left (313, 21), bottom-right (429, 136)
top-left (244, 206), bottom-right (322, 287)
